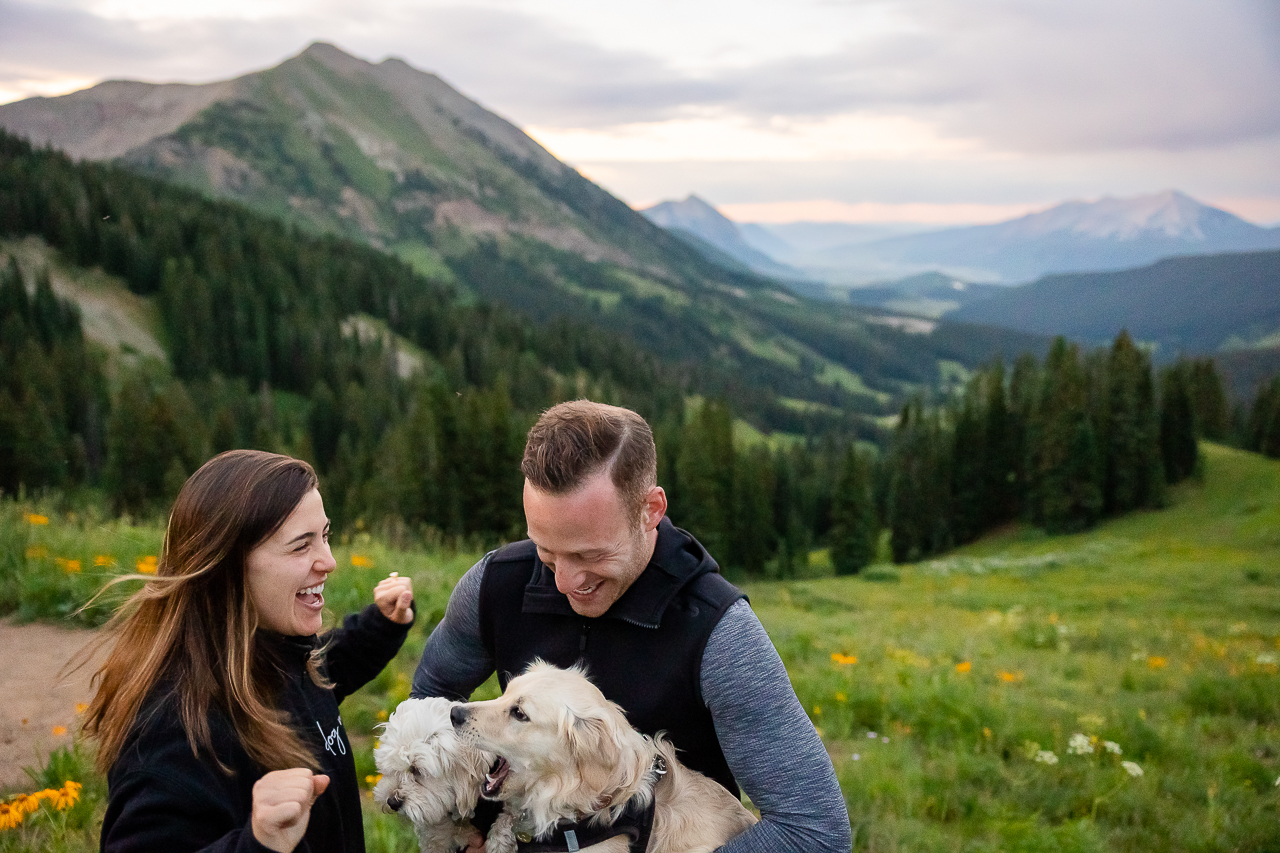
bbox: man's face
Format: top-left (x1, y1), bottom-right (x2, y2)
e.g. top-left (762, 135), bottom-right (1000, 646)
top-left (523, 469), bottom-right (664, 618)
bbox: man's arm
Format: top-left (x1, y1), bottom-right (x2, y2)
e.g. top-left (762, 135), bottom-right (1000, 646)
top-left (410, 556), bottom-right (496, 701)
top-left (701, 600), bottom-right (852, 853)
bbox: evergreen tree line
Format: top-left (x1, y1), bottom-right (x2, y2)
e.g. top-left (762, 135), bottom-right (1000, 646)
top-left (6, 130), bottom-right (1280, 572)
top-left (1242, 375), bottom-right (1280, 459)
top-left (0, 131), bottom-right (866, 566)
top-left (883, 333), bottom-right (1233, 563)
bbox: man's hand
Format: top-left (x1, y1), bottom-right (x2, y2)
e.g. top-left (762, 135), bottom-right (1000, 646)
top-left (251, 769), bottom-right (329, 853)
top-left (462, 826), bottom-right (486, 853)
top-left (374, 573), bottom-right (414, 624)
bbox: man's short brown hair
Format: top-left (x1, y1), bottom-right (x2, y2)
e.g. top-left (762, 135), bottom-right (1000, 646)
top-left (521, 400), bottom-right (656, 519)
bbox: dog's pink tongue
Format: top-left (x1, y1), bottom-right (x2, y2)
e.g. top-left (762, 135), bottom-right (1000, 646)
top-left (483, 758), bottom-right (511, 797)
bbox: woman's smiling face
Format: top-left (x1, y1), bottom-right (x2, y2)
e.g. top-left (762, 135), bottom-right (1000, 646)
top-left (246, 488), bottom-right (336, 635)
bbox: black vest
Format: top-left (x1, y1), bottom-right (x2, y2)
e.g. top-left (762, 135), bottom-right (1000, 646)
top-left (477, 518), bottom-right (745, 795)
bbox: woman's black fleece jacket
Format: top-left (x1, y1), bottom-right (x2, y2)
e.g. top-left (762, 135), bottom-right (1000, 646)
top-left (100, 604), bottom-right (411, 853)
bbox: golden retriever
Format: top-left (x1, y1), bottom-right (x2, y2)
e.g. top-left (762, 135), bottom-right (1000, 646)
top-left (450, 661), bottom-right (757, 853)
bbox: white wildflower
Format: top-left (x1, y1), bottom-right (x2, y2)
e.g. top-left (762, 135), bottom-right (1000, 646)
top-left (1035, 750), bottom-right (1059, 765)
top-left (867, 731), bottom-right (878, 739)
top-left (1068, 733), bottom-right (1094, 755)
top-left (1103, 741), bottom-right (1122, 755)
top-left (1256, 653), bottom-right (1277, 666)
top-left (852, 753), bottom-right (860, 761)
top-left (1122, 761), bottom-right (1144, 777)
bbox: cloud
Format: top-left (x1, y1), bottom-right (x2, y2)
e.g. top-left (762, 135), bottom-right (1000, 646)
top-left (0, 0), bottom-right (311, 86)
top-left (1, 0), bottom-right (1276, 221)
top-left (3, 0), bottom-right (1277, 157)
top-left (688, 0), bottom-right (1280, 154)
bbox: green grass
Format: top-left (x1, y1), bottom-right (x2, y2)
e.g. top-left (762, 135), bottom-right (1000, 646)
top-left (2, 443), bottom-right (1278, 850)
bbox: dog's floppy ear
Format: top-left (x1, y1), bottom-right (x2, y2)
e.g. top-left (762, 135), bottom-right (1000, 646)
top-left (561, 704), bottom-right (618, 757)
top-left (561, 700), bottom-right (651, 805)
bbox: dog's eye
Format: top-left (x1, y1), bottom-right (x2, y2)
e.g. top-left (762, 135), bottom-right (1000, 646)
top-left (408, 765), bottom-right (421, 780)
top-left (510, 705), bottom-right (529, 723)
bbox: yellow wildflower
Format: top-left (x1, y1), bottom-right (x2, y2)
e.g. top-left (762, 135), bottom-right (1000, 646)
top-left (830, 652), bottom-right (858, 666)
top-left (997, 670), bottom-right (1024, 684)
top-left (1147, 656), bottom-right (1168, 669)
top-left (24, 513), bottom-right (49, 525)
top-left (835, 692), bottom-right (847, 703)
top-left (94, 555), bottom-right (115, 566)
top-left (365, 774), bottom-right (382, 787)
top-left (13, 793), bottom-right (40, 816)
top-left (955, 661), bottom-right (972, 673)
top-left (137, 555), bottom-right (158, 574)
top-left (0, 800), bottom-right (23, 830)
top-left (52, 725), bottom-right (68, 736)
top-left (51, 781), bottom-right (82, 810)
top-left (350, 554), bottom-right (374, 568)
top-left (57, 558), bottom-right (82, 573)
top-left (376, 709), bottom-right (389, 721)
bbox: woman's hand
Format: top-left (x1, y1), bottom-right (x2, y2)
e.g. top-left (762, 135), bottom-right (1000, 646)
top-left (374, 573), bottom-right (414, 624)
top-left (251, 768), bottom-right (329, 853)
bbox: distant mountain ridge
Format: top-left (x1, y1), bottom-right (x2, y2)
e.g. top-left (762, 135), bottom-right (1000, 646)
top-left (803, 191), bottom-right (1280, 284)
top-left (948, 249), bottom-right (1280, 356)
top-left (641, 195), bottom-right (806, 280)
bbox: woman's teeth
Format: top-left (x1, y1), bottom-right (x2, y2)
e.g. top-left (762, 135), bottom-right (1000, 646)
top-left (299, 583), bottom-right (325, 595)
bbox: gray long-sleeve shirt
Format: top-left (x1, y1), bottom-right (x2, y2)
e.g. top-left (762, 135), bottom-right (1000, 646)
top-left (411, 556), bottom-right (852, 853)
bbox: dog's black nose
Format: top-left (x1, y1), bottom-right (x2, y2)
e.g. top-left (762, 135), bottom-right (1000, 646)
top-left (386, 792), bottom-right (403, 811)
top-left (450, 705), bottom-right (469, 728)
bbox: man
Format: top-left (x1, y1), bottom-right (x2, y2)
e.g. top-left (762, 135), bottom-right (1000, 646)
top-left (411, 400), bottom-right (851, 852)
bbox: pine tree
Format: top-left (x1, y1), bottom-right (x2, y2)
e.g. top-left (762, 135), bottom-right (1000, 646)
top-left (729, 445), bottom-right (776, 576)
top-left (1028, 338), bottom-right (1103, 533)
top-left (1159, 363), bottom-right (1200, 482)
top-left (950, 375), bottom-right (989, 544)
top-left (830, 445), bottom-right (878, 574)
top-left (1100, 331), bottom-right (1162, 515)
top-left (1247, 377), bottom-right (1280, 457)
top-left (887, 399), bottom-right (953, 562)
top-left (1186, 358), bottom-right (1230, 441)
top-left (675, 399), bottom-right (735, 560)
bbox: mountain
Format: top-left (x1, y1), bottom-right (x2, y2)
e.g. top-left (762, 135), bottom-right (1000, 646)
top-left (948, 249), bottom-right (1280, 356)
top-left (641, 195), bottom-right (805, 280)
top-left (808, 191), bottom-right (1280, 284)
top-left (0, 42), bottom-right (1046, 433)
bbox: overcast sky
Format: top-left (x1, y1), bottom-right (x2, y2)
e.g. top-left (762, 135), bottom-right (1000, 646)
top-left (3, 0), bottom-right (1278, 224)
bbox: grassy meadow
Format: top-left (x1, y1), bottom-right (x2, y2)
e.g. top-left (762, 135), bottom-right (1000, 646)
top-left (2, 442), bottom-right (1278, 851)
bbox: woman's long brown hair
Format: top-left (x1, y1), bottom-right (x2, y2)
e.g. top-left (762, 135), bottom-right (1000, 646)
top-left (82, 450), bottom-right (325, 775)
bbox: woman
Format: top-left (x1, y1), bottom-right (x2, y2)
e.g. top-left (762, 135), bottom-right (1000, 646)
top-left (84, 449), bottom-right (415, 853)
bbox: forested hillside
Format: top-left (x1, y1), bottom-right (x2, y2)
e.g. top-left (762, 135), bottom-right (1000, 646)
top-left (5, 126), bottom-right (1269, 574)
top-left (0, 130), bottom-right (869, 573)
top-left (949, 249), bottom-right (1280, 355)
top-left (0, 43), bottom-right (1049, 436)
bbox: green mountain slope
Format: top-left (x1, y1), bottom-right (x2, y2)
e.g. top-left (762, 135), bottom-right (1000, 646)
top-left (0, 43), bottom-right (1047, 432)
top-left (949, 249), bottom-right (1280, 356)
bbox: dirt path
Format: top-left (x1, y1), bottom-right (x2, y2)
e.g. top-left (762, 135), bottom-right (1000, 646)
top-left (0, 619), bottom-right (102, 790)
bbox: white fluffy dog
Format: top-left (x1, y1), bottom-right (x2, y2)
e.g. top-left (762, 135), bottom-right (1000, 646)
top-left (373, 696), bottom-right (516, 853)
top-left (451, 662), bottom-right (758, 853)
